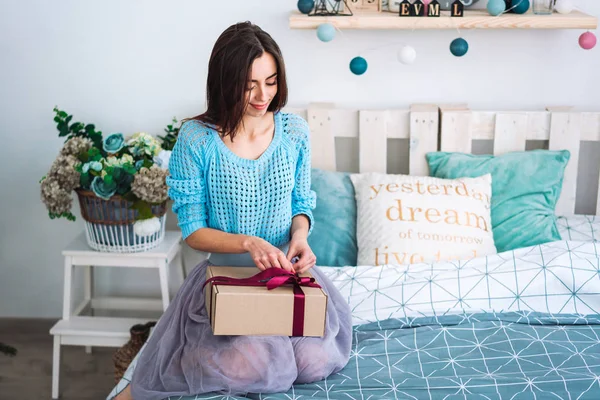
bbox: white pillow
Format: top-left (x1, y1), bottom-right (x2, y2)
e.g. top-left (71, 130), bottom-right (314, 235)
top-left (350, 173), bottom-right (497, 266)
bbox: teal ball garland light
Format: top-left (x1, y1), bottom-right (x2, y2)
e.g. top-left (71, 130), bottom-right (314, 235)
top-left (512, 0), bottom-right (530, 14)
top-left (297, 0), bottom-right (314, 14)
top-left (350, 56), bottom-right (368, 75)
top-left (450, 38), bottom-right (469, 57)
top-left (317, 23), bottom-right (336, 42)
top-left (487, 0), bottom-right (506, 15)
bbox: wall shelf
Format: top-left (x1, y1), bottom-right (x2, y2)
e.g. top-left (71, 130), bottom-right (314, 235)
top-left (289, 10), bottom-right (598, 30)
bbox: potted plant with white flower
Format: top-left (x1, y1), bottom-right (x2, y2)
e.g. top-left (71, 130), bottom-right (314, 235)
top-left (40, 107), bottom-right (180, 253)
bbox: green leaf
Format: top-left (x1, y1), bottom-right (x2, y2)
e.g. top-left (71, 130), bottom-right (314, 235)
top-left (58, 123), bottom-right (69, 137)
top-left (70, 122), bottom-right (84, 133)
top-left (58, 111), bottom-right (68, 118)
top-left (65, 115), bottom-right (72, 124)
top-left (122, 191), bottom-right (138, 202)
top-left (142, 159), bottom-right (153, 169)
top-left (131, 200), bottom-right (153, 220)
top-left (104, 175), bottom-right (114, 185)
top-left (85, 124), bottom-right (95, 132)
top-left (80, 173), bottom-right (91, 189)
top-left (48, 211), bottom-right (77, 222)
top-left (113, 167), bottom-right (123, 181)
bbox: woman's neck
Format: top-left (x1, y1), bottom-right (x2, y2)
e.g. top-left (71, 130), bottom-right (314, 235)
top-left (238, 112), bottom-right (274, 138)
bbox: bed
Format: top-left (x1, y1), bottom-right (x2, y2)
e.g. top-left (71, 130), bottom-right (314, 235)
top-left (107, 104), bottom-right (600, 400)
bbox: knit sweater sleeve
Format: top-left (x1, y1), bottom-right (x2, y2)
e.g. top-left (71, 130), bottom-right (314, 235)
top-left (166, 121), bottom-right (210, 239)
top-left (289, 115), bottom-right (317, 236)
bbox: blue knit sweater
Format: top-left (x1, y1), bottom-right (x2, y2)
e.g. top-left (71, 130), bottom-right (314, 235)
top-left (166, 111), bottom-right (316, 246)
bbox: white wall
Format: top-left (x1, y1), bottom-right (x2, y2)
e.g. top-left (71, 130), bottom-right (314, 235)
top-left (1, 0), bottom-right (599, 318)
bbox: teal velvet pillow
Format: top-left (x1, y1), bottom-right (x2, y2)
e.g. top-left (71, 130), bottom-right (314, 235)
top-left (308, 168), bottom-right (358, 266)
top-left (426, 150), bottom-right (570, 252)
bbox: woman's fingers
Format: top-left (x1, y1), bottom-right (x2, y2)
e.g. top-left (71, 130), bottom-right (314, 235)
top-left (277, 252), bottom-right (294, 272)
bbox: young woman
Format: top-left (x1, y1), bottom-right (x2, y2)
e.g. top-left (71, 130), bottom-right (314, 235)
top-left (113, 22), bottom-right (352, 399)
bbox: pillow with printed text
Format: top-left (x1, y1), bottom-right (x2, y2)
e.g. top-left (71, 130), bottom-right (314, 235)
top-left (350, 173), bottom-right (497, 266)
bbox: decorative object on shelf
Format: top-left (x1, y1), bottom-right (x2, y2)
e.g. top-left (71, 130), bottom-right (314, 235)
top-left (579, 31), bottom-right (597, 49)
top-left (428, 0), bottom-right (441, 16)
top-left (348, 0), bottom-right (381, 12)
top-left (438, 0), bottom-right (480, 10)
top-left (450, 37), bottom-right (469, 56)
top-left (40, 107), bottom-right (178, 253)
top-left (317, 22), bottom-right (337, 41)
top-left (487, 0), bottom-right (506, 15)
top-left (512, 0), bottom-right (530, 14)
top-left (309, 0), bottom-right (353, 16)
top-left (113, 321), bottom-right (156, 383)
top-left (412, 0), bottom-right (426, 16)
top-left (294, 0), bottom-right (596, 77)
top-left (398, 0), bottom-right (412, 16)
top-left (554, 0), bottom-right (574, 14)
top-left (350, 56), bottom-right (368, 74)
top-left (387, 0), bottom-right (400, 12)
top-left (398, 45), bottom-right (417, 64)
top-left (451, 0), bottom-right (464, 16)
top-left (398, 0), bottom-right (431, 16)
top-left (298, 0), bottom-right (315, 14)
top-left (532, 0), bottom-right (553, 14)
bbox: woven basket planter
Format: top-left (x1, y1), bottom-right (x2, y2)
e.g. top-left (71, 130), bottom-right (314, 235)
top-left (75, 189), bottom-right (167, 253)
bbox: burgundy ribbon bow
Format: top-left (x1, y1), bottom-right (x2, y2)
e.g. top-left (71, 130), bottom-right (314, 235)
top-left (203, 268), bottom-right (322, 336)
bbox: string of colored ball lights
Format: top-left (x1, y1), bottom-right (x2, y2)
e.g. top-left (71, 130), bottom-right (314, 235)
top-left (299, 0), bottom-right (597, 75)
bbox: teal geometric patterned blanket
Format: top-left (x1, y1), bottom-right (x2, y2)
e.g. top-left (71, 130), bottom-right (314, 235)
top-left (107, 239), bottom-right (600, 400)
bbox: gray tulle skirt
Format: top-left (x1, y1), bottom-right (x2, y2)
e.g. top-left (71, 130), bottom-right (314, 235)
top-left (128, 254), bottom-right (353, 399)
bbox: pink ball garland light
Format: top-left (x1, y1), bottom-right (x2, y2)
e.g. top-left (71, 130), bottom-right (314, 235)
top-left (579, 31), bottom-right (597, 50)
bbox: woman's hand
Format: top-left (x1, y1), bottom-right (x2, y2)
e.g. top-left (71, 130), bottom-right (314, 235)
top-left (287, 236), bottom-right (317, 274)
top-left (243, 236), bottom-right (294, 272)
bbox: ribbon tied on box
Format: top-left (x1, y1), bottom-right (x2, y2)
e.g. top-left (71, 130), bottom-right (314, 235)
top-left (202, 268), bottom-right (322, 336)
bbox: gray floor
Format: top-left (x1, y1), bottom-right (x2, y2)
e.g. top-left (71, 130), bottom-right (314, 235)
top-left (0, 318), bottom-right (116, 399)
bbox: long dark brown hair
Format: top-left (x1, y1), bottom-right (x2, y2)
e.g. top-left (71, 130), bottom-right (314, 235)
top-left (184, 22), bottom-right (288, 140)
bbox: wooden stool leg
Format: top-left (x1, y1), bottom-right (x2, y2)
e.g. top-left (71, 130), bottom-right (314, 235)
top-left (52, 335), bottom-right (61, 399)
top-left (84, 265), bottom-right (93, 354)
top-left (62, 257), bottom-right (73, 320)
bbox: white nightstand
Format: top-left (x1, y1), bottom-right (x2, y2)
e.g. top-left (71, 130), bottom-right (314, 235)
top-left (49, 230), bottom-right (184, 399)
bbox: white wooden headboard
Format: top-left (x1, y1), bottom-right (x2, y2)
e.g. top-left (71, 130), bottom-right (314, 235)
top-left (285, 103), bottom-right (439, 175)
top-left (439, 105), bottom-right (600, 217)
top-left (283, 103), bottom-right (600, 217)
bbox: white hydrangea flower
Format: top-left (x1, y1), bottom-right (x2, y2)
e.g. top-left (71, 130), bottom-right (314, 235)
top-left (153, 150), bottom-right (171, 170)
top-left (121, 154), bottom-right (134, 165)
top-left (105, 156), bottom-right (120, 167)
top-left (105, 154), bottom-right (135, 168)
top-left (133, 217), bottom-right (161, 236)
top-left (127, 132), bottom-right (162, 157)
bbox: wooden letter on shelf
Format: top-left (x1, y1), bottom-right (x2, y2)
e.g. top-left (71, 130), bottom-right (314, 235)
top-left (451, 0), bottom-right (464, 17)
top-left (413, 0), bottom-right (425, 16)
top-left (428, 0), bottom-right (441, 17)
top-left (399, 0), bottom-right (412, 16)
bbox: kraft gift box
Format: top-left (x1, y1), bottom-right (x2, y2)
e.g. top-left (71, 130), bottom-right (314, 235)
top-left (204, 266), bottom-right (328, 337)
